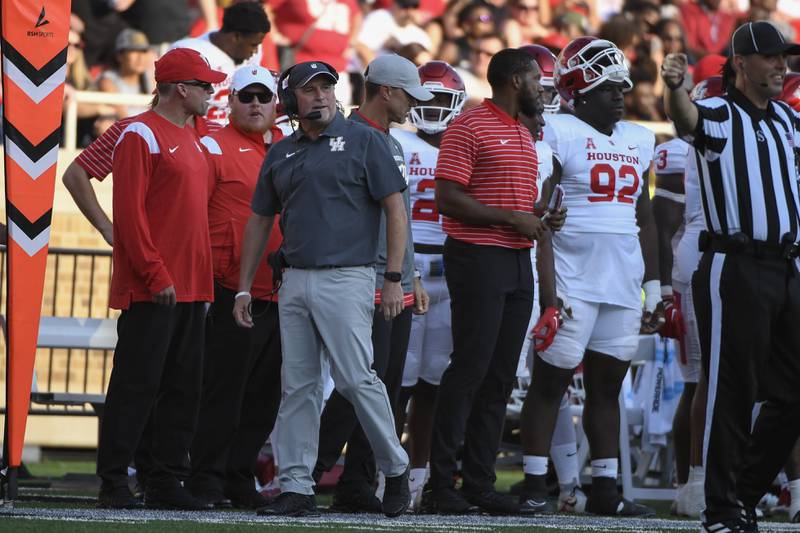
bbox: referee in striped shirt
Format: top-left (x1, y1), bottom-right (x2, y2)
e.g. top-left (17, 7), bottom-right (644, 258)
top-left (663, 21), bottom-right (800, 532)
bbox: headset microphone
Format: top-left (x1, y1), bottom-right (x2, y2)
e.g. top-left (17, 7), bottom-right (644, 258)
top-left (303, 110), bottom-right (322, 120)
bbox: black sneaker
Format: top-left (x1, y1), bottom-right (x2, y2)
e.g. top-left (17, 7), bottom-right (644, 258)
top-left (518, 494), bottom-right (554, 514)
top-left (432, 486), bottom-right (480, 514)
top-left (145, 483), bottom-right (213, 511)
top-left (740, 506), bottom-right (760, 532)
top-left (793, 509), bottom-right (800, 523)
top-left (330, 482), bottom-right (381, 513)
top-left (585, 478), bottom-right (654, 517)
top-left (191, 489), bottom-right (232, 509)
top-left (98, 486), bottom-right (143, 509)
top-left (383, 469), bottom-right (411, 517)
top-left (256, 492), bottom-right (318, 517)
top-left (701, 518), bottom-right (755, 532)
top-left (225, 487), bottom-right (269, 510)
top-left (518, 474), bottom-right (552, 515)
top-left (463, 488), bottom-right (520, 515)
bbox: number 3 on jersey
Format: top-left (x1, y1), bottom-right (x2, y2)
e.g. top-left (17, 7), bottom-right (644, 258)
top-left (412, 178), bottom-right (438, 221)
top-left (588, 163), bottom-right (640, 204)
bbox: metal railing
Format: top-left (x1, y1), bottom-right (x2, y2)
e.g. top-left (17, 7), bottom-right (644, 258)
top-left (0, 246), bottom-right (116, 415)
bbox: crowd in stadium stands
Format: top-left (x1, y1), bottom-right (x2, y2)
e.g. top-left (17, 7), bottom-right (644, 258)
top-left (51, 0), bottom-right (800, 147)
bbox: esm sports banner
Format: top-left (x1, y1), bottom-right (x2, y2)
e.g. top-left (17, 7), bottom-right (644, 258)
top-left (1, 0), bottom-right (70, 500)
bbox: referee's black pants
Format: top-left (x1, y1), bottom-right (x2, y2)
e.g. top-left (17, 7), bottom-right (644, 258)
top-left (693, 250), bottom-right (800, 522)
top-left (314, 305), bottom-right (412, 486)
top-left (187, 283), bottom-right (282, 497)
top-left (97, 302), bottom-right (206, 490)
top-left (429, 237), bottom-right (533, 492)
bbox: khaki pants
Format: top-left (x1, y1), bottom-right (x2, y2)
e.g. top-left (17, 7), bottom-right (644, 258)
top-left (275, 266), bottom-right (408, 495)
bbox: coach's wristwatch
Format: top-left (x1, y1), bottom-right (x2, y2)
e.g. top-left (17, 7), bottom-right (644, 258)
top-left (383, 271), bottom-right (402, 283)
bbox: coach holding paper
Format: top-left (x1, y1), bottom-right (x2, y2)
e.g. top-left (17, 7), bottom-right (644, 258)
top-left (233, 61), bottom-right (411, 518)
top-left (663, 21), bottom-right (800, 532)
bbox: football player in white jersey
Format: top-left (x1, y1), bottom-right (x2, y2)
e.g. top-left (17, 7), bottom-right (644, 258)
top-left (518, 37), bottom-right (661, 517)
top-left (653, 76), bottom-right (725, 519)
top-left (390, 61), bottom-right (466, 511)
top-left (516, 44), bottom-right (588, 515)
top-left (170, 2), bottom-right (268, 124)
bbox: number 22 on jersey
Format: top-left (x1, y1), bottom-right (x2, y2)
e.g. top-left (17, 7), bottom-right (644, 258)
top-left (412, 178), bottom-right (438, 222)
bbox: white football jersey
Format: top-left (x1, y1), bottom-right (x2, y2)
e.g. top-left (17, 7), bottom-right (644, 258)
top-left (543, 114), bottom-right (655, 309)
top-left (543, 113), bottom-right (655, 235)
top-left (535, 140), bottom-right (554, 204)
top-left (169, 33), bottom-right (262, 124)
top-left (391, 128), bottom-right (446, 246)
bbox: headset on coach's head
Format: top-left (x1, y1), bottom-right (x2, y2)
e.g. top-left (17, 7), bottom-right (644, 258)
top-left (277, 62), bottom-right (339, 117)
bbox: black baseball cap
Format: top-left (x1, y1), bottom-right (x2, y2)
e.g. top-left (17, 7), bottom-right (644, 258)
top-left (731, 21), bottom-right (800, 56)
top-left (285, 61), bottom-right (338, 90)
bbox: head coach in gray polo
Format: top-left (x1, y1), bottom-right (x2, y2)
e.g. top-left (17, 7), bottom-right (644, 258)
top-left (232, 61), bottom-right (411, 518)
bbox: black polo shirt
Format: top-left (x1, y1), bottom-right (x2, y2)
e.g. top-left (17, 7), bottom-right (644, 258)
top-left (252, 112), bottom-right (407, 268)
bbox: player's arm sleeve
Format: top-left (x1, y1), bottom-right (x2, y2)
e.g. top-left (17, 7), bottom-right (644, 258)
top-left (434, 120), bottom-right (477, 187)
top-left (364, 132), bottom-right (407, 201)
top-left (251, 149), bottom-right (282, 216)
top-left (74, 122), bottom-right (123, 180)
top-left (112, 133), bottom-right (173, 294)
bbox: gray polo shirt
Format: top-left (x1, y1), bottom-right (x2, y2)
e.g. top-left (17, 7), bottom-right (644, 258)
top-left (252, 112), bottom-right (407, 268)
top-left (349, 110), bottom-right (415, 294)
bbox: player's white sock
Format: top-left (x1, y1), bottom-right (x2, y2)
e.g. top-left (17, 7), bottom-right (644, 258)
top-left (591, 458), bottom-right (618, 479)
top-left (789, 478), bottom-right (800, 517)
top-left (409, 468), bottom-right (427, 492)
top-left (523, 455), bottom-right (549, 476)
top-left (551, 442), bottom-right (579, 491)
top-left (688, 465), bottom-right (705, 485)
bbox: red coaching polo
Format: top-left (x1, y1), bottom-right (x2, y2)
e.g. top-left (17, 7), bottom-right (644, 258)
top-left (76, 116), bottom-right (221, 180)
top-left (202, 124), bottom-right (283, 301)
top-left (435, 98), bottom-right (538, 249)
top-left (110, 111), bottom-right (213, 309)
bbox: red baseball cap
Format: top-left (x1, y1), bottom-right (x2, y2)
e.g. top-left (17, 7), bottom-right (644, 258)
top-left (693, 54), bottom-right (727, 85)
top-left (155, 48), bottom-right (227, 84)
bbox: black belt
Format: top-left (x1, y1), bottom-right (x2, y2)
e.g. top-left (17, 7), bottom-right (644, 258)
top-left (287, 264), bottom-right (372, 270)
top-left (698, 231), bottom-right (800, 260)
top-left (414, 243), bottom-right (444, 254)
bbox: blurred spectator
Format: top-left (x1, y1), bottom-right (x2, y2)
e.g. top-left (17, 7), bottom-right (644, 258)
top-left (454, 34), bottom-right (505, 107)
top-left (598, 15), bottom-right (641, 61)
top-left (71, 1), bottom-right (129, 68)
top-left (440, 1), bottom-right (497, 68)
top-left (551, 10), bottom-right (590, 41)
top-left (623, 0), bottom-right (660, 35)
top-left (171, 2), bottom-right (270, 123)
top-left (740, 0), bottom-right (796, 41)
top-left (624, 66), bottom-right (661, 121)
top-left (110, 0), bottom-right (193, 52)
top-left (64, 26), bottom-right (118, 146)
top-left (98, 30), bottom-right (155, 118)
top-left (679, 0), bottom-right (738, 59)
top-left (502, 0), bottom-right (552, 48)
top-left (266, 0), bottom-right (361, 104)
top-left (356, 0), bottom-right (433, 64)
top-left (398, 42), bottom-right (434, 65)
top-left (655, 18), bottom-right (687, 56)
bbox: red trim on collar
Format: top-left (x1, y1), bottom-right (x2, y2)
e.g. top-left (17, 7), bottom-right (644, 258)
top-left (482, 99), bottom-right (518, 126)
top-left (353, 109), bottom-right (389, 133)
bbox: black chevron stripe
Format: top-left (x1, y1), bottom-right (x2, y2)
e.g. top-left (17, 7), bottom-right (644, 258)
top-left (1, 38), bottom-right (67, 86)
top-left (4, 121), bottom-right (61, 162)
top-left (7, 203), bottom-right (52, 240)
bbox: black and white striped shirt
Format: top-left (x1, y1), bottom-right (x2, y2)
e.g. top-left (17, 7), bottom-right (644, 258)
top-left (693, 86), bottom-right (800, 245)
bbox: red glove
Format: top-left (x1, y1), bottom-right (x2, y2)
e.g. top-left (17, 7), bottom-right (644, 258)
top-left (531, 307), bottom-right (562, 352)
top-left (659, 298), bottom-right (685, 339)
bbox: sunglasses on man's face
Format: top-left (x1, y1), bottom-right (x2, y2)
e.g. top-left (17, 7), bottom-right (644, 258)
top-left (180, 80), bottom-right (213, 91)
top-left (237, 91), bottom-right (273, 104)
